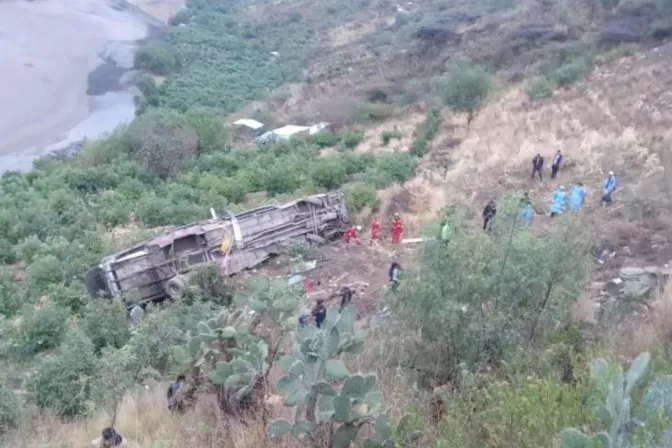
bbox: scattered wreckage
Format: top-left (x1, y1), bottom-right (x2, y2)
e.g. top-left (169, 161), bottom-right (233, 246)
top-left (85, 191), bottom-right (349, 311)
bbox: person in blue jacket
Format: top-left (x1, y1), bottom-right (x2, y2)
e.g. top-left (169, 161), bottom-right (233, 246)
top-left (569, 182), bottom-right (586, 211)
top-left (602, 171), bottom-right (617, 206)
top-left (520, 192), bottom-right (533, 226)
top-left (550, 186), bottom-right (567, 217)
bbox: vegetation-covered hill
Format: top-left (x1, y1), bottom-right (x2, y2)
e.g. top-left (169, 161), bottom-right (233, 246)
top-left (4, 0), bottom-right (672, 446)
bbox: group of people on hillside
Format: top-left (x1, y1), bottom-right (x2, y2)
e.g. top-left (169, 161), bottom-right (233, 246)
top-left (344, 214), bottom-right (404, 248)
top-left (479, 151), bottom-right (618, 229)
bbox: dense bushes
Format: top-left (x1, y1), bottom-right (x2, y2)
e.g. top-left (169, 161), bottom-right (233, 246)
top-left (138, 0), bottom-right (312, 112)
top-left (0, 269), bottom-right (20, 318)
top-left (26, 330), bottom-right (98, 417)
top-left (410, 108), bottom-right (442, 156)
top-left (126, 108), bottom-right (198, 178)
top-left (82, 300), bottom-right (131, 353)
top-left (553, 57), bottom-right (593, 87)
top-left (0, 384), bottom-right (20, 434)
top-left (18, 303), bottom-right (69, 354)
top-left (528, 76), bottom-right (556, 100)
top-left (390, 203), bottom-right (591, 384)
top-left (344, 182), bottom-right (379, 213)
top-left (134, 42), bottom-right (181, 75)
top-left (341, 127), bottom-right (365, 149)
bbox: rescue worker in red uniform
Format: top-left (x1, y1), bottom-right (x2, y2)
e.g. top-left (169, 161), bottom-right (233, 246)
top-left (344, 225), bottom-right (361, 248)
top-left (370, 216), bottom-right (381, 245)
top-left (390, 214), bottom-right (403, 244)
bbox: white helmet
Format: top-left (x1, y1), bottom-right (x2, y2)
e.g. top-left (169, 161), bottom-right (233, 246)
top-left (356, 225), bottom-right (362, 231)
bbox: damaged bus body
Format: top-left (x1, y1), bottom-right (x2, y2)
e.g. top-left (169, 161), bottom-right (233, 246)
top-left (86, 191), bottom-right (348, 307)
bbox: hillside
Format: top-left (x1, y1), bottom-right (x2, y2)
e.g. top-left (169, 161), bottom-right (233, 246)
top-left (4, 0), bottom-right (672, 446)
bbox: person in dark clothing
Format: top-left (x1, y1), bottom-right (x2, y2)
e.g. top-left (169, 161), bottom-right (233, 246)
top-left (91, 427), bottom-right (123, 448)
top-left (389, 262), bottom-right (402, 291)
top-left (167, 374), bottom-right (186, 412)
top-left (551, 150), bottom-right (563, 179)
top-left (482, 199), bottom-right (497, 231)
top-left (312, 299), bottom-right (327, 329)
top-left (339, 286), bottom-right (355, 311)
top-left (531, 154), bottom-right (544, 180)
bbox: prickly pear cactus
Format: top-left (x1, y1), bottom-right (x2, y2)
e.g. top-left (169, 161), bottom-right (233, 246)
top-left (268, 305), bottom-right (399, 448)
top-left (559, 352), bottom-right (672, 448)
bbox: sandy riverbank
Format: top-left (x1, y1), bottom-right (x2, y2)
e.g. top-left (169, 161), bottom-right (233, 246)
top-left (0, 0), bottom-right (184, 172)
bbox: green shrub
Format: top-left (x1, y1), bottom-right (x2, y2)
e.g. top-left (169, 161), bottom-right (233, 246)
top-left (27, 330), bottom-right (98, 417)
top-left (381, 129), bottom-right (403, 145)
top-left (0, 238), bottom-right (17, 265)
top-left (0, 384), bottom-right (21, 434)
top-left (126, 108), bottom-right (198, 179)
top-left (27, 255), bottom-right (65, 296)
top-left (437, 372), bottom-right (597, 447)
top-left (82, 300), bottom-right (131, 353)
top-left (368, 153), bottom-right (418, 187)
top-left (134, 42), bottom-right (181, 75)
top-left (311, 156), bottom-right (348, 189)
top-left (527, 77), bottom-right (556, 100)
top-left (48, 283), bottom-right (88, 313)
top-left (288, 240), bottom-right (320, 263)
top-left (263, 164), bottom-right (302, 196)
top-left (553, 57), bottom-right (592, 87)
top-left (313, 130), bottom-right (337, 148)
top-left (341, 128), bottom-right (365, 149)
top-left (436, 60), bottom-right (491, 123)
top-left (126, 307), bottom-right (189, 374)
top-left (410, 138), bottom-right (429, 157)
top-left (409, 109), bottom-right (442, 157)
top-left (137, 74), bottom-right (159, 108)
top-left (186, 264), bottom-right (235, 307)
top-left (344, 182), bottom-right (379, 213)
top-left (0, 269), bottom-right (21, 318)
top-left (184, 108), bottom-right (227, 154)
top-left (18, 302), bottom-right (69, 354)
top-left (390, 205), bottom-right (591, 385)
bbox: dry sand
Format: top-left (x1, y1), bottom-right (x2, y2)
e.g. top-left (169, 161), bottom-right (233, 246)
top-left (0, 0), bottom-right (158, 163)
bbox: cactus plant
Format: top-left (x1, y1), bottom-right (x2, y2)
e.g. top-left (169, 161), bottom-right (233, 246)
top-left (559, 352), bottom-right (672, 448)
top-left (170, 276), bottom-right (303, 414)
top-left (268, 305), bottom-right (408, 448)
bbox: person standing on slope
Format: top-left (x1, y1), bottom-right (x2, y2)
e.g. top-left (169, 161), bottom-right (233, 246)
top-left (370, 216), bottom-right (381, 245)
top-left (602, 171), bottom-right (617, 206)
top-left (482, 199), bottom-right (497, 231)
top-left (390, 214), bottom-right (403, 244)
top-left (312, 298), bottom-right (327, 329)
top-left (520, 192), bottom-right (533, 226)
top-left (551, 150), bottom-right (564, 179)
top-left (550, 186), bottom-right (567, 217)
top-left (531, 153), bottom-right (544, 181)
top-left (570, 182), bottom-right (586, 211)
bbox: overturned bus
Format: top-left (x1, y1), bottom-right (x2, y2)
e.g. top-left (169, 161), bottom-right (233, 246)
top-left (85, 191), bottom-right (349, 307)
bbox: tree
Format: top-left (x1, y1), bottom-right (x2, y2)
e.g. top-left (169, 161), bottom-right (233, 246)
top-left (184, 108), bottom-right (227, 154)
top-left (126, 108), bottom-right (198, 179)
top-left (436, 60), bottom-right (491, 124)
top-left (389, 200), bottom-right (591, 385)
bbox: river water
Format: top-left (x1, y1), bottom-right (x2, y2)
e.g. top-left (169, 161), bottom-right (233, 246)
top-left (0, 0), bottom-right (166, 173)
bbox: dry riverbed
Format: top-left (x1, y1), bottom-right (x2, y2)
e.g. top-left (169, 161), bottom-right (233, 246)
top-left (0, 0), bottom-right (183, 172)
